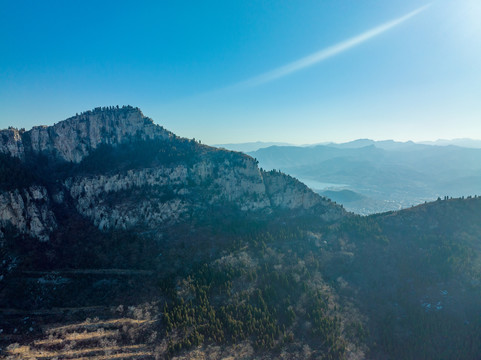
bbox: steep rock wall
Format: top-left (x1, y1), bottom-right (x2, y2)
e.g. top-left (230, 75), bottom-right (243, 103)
top-left (0, 186), bottom-right (57, 241)
top-left (63, 157), bottom-right (270, 231)
top-left (62, 156), bottom-right (344, 232)
top-left (0, 128), bottom-right (25, 159)
top-left (0, 107), bottom-right (171, 163)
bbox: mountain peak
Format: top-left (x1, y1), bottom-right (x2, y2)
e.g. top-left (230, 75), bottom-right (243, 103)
top-left (0, 106), bottom-right (171, 163)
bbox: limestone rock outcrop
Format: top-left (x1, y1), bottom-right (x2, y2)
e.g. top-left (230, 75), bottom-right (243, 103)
top-left (0, 186), bottom-right (57, 241)
top-left (0, 106), bottom-right (171, 163)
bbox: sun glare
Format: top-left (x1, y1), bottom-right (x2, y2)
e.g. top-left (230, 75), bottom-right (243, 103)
top-left (453, 0), bottom-right (481, 35)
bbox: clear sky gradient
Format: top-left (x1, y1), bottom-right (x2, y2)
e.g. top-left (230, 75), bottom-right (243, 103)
top-left (1, 0), bottom-right (480, 144)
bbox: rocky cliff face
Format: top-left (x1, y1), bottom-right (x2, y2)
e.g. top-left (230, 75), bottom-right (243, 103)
top-left (0, 186), bottom-right (57, 241)
top-left (0, 106), bottom-right (171, 163)
top-left (0, 106), bottom-right (344, 241)
top-left (0, 127), bottom-right (25, 158)
top-left (63, 160), bottom-right (342, 232)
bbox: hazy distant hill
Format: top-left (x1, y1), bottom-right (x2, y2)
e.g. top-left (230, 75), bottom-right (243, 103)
top-left (249, 140), bottom-right (481, 214)
top-left (420, 138), bottom-right (481, 148)
top-left (324, 138), bottom-right (434, 152)
top-left (213, 141), bottom-right (292, 152)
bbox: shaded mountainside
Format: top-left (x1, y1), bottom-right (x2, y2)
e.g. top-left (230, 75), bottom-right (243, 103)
top-left (334, 197), bottom-right (481, 359)
top-left (1, 107), bottom-right (481, 359)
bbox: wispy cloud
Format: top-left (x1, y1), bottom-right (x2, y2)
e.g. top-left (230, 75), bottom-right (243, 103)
top-left (235, 4), bottom-right (431, 88)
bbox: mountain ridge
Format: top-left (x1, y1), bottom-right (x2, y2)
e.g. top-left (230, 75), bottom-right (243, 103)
top-left (0, 107), bottom-right (344, 242)
top-left (0, 106), bottom-right (171, 163)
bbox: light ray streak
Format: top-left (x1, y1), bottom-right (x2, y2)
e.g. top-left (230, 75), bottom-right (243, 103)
top-left (235, 4), bottom-right (431, 88)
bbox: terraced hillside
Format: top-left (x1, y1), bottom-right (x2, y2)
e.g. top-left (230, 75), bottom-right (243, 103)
top-left (3, 305), bottom-right (157, 359)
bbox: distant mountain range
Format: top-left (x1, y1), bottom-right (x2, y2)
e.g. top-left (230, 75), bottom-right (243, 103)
top-left (213, 141), bottom-right (293, 152)
top-left (248, 139), bottom-right (481, 214)
top-left (419, 138), bottom-right (481, 148)
top-left (323, 138), bottom-right (481, 150)
top-left (323, 138), bottom-right (428, 150)
top-left (214, 138), bottom-right (481, 154)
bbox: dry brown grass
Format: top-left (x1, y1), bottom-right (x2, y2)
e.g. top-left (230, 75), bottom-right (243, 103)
top-left (4, 311), bottom-right (157, 360)
top-left (64, 330), bottom-right (120, 341)
top-left (32, 337), bottom-right (65, 346)
top-left (33, 329), bottom-right (119, 346)
top-left (7, 344), bottom-right (150, 359)
top-left (45, 318), bottom-right (152, 334)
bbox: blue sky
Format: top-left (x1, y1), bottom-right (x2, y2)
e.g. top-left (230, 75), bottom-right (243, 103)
top-left (1, 0), bottom-right (480, 144)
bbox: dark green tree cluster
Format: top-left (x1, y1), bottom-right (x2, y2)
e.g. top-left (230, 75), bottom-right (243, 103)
top-left (0, 153), bottom-right (39, 190)
top-left (159, 225), bottom-right (349, 359)
top-left (73, 137), bottom-right (200, 176)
